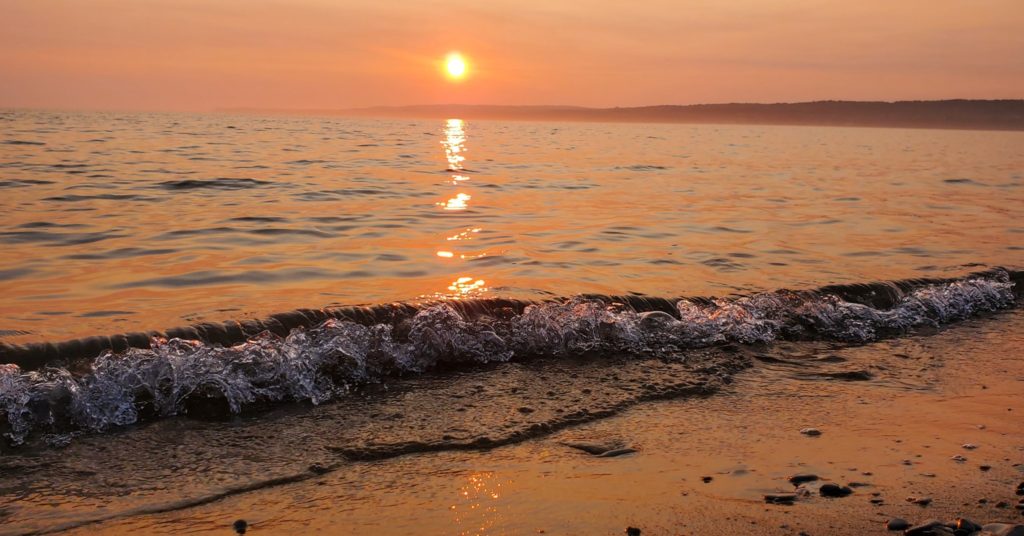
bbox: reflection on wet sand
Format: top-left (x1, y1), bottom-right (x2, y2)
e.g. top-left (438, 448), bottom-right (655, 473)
top-left (451, 471), bottom-right (507, 536)
top-left (434, 118), bottom-right (488, 299)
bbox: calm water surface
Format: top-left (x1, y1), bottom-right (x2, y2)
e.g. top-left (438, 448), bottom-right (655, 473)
top-left (1, 111), bottom-right (1022, 342)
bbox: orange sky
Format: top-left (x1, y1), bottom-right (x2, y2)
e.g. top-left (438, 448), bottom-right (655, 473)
top-left (1, 0), bottom-right (1022, 111)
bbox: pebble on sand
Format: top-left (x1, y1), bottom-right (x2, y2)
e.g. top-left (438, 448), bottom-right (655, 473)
top-left (799, 428), bottom-right (822, 436)
top-left (980, 523), bottom-right (1024, 536)
top-left (788, 474), bottom-right (819, 485)
top-left (625, 527), bottom-right (641, 536)
top-left (233, 519), bottom-right (248, 535)
top-left (764, 493), bottom-right (798, 504)
top-left (818, 483), bottom-right (853, 498)
top-left (885, 517), bottom-right (910, 531)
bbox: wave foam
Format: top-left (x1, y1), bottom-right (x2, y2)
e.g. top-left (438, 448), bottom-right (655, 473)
top-left (1, 271), bottom-right (1017, 446)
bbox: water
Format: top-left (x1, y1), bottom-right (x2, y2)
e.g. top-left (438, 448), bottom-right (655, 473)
top-left (0, 110), bottom-right (1022, 534)
top-left (1, 111), bottom-right (1021, 343)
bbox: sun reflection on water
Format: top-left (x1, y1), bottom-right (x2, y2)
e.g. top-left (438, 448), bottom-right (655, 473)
top-left (450, 471), bottom-right (508, 536)
top-left (448, 276), bottom-right (487, 296)
top-left (438, 192), bottom-right (472, 211)
top-left (447, 228), bottom-right (481, 241)
top-left (442, 118), bottom-right (467, 171)
top-left (432, 118), bottom-right (491, 299)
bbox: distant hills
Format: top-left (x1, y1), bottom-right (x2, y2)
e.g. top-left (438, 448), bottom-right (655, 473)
top-left (223, 100), bottom-right (1024, 131)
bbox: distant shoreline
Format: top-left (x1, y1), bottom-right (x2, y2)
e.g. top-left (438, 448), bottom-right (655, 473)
top-left (218, 100), bottom-right (1024, 131)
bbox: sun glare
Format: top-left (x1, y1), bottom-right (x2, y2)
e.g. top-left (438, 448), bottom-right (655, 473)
top-left (445, 53), bottom-right (467, 80)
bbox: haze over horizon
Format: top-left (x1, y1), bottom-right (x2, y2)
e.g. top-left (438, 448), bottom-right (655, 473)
top-left (2, 0), bottom-right (1023, 112)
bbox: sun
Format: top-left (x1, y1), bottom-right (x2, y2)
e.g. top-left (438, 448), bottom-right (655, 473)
top-left (445, 52), bottom-right (467, 80)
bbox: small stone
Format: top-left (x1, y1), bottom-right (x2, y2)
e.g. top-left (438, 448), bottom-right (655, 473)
top-left (862, 471), bottom-right (874, 476)
top-left (308, 463), bottom-right (329, 475)
top-left (951, 454), bottom-right (967, 462)
top-left (1016, 482), bottom-right (1024, 495)
top-left (955, 518), bottom-right (983, 533)
top-left (870, 498), bottom-right (885, 505)
top-left (517, 407), bottom-right (534, 414)
top-left (907, 496), bottom-right (933, 506)
top-left (981, 523), bottom-right (1024, 536)
top-left (847, 481), bottom-right (870, 487)
top-left (788, 474), bottom-right (819, 485)
top-left (764, 493), bottom-right (798, 504)
top-left (800, 428), bottom-right (822, 436)
top-left (921, 472), bottom-right (937, 477)
top-left (819, 483), bottom-right (853, 498)
top-left (963, 443), bottom-right (978, 450)
top-left (233, 520), bottom-right (248, 535)
top-left (886, 518), bottom-right (910, 531)
top-left (701, 476), bottom-right (713, 483)
top-left (903, 520), bottom-right (946, 536)
top-left (626, 527), bottom-right (641, 536)
top-left (981, 464), bottom-right (993, 471)
top-left (903, 459), bottom-right (914, 466)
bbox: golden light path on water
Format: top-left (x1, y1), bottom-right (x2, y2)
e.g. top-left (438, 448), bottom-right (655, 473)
top-left (434, 118), bottom-right (489, 298)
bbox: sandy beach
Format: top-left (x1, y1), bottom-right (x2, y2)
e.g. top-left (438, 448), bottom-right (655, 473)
top-left (57, 310), bottom-right (1023, 535)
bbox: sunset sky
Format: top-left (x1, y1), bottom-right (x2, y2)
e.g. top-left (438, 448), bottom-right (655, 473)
top-left (1, 0), bottom-right (1022, 111)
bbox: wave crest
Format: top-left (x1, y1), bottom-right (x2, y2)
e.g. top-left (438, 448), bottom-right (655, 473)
top-left (0, 271), bottom-right (1018, 447)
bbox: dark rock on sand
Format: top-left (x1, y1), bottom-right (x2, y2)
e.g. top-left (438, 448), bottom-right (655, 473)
top-left (886, 517), bottom-right (910, 531)
top-left (626, 527), bottom-right (641, 536)
top-left (908, 496), bottom-right (934, 506)
top-left (788, 474), bottom-right (819, 485)
top-left (981, 523), bottom-right (1024, 536)
top-left (1016, 482), bottom-right (1024, 495)
top-left (954, 518), bottom-right (983, 533)
top-left (819, 483), bottom-right (853, 497)
top-left (800, 428), bottom-right (822, 436)
top-left (903, 520), bottom-right (949, 535)
top-left (701, 476), bottom-right (713, 483)
top-left (233, 519), bottom-right (248, 535)
top-left (764, 493), bottom-right (798, 504)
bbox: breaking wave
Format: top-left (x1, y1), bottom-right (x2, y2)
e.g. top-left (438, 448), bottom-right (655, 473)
top-left (0, 268), bottom-right (1019, 447)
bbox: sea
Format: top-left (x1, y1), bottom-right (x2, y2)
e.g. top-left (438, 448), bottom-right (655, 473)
top-left (0, 110), bottom-right (1021, 533)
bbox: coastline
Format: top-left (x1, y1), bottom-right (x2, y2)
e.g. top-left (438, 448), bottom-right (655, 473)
top-left (68, 310), bottom-right (1024, 535)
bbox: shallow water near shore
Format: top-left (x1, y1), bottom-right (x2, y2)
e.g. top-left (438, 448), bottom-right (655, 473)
top-left (1, 308), bottom-right (1021, 535)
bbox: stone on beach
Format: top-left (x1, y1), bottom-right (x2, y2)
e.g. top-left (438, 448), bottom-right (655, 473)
top-left (818, 483), bottom-right (853, 497)
top-left (764, 493), bottom-right (798, 504)
top-left (788, 473), bottom-right (819, 485)
top-left (885, 517), bottom-right (910, 531)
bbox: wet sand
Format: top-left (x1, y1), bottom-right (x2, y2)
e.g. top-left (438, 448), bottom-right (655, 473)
top-left (69, 312), bottom-right (1024, 535)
